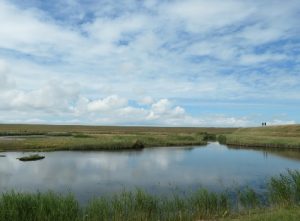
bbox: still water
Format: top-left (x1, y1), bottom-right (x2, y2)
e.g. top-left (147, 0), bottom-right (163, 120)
top-left (1, 142), bottom-right (300, 203)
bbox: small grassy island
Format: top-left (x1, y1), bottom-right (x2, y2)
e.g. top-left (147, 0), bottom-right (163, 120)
top-left (17, 154), bottom-right (45, 161)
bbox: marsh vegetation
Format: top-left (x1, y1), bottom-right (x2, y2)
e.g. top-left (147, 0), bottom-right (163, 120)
top-left (0, 124), bottom-right (236, 151)
top-left (220, 125), bottom-right (300, 149)
top-left (1, 124), bottom-right (300, 220)
top-left (0, 170), bottom-right (299, 221)
top-left (1, 124), bottom-right (300, 151)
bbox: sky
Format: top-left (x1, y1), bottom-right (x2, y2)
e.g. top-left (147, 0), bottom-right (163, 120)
top-left (0, 0), bottom-right (299, 127)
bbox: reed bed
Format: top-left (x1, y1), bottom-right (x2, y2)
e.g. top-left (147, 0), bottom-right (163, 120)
top-left (0, 124), bottom-right (236, 151)
top-left (0, 170), bottom-right (299, 221)
top-left (0, 133), bottom-right (206, 151)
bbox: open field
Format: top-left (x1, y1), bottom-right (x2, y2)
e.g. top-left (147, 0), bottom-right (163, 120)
top-left (219, 124), bottom-right (300, 149)
top-left (0, 170), bottom-right (299, 221)
top-left (0, 124), bottom-right (236, 151)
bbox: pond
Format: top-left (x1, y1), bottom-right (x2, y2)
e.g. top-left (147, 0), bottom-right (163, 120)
top-left (0, 142), bottom-right (300, 204)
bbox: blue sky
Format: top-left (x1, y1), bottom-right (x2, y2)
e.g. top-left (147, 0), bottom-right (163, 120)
top-left (0, 0), bottom-right (299, 126)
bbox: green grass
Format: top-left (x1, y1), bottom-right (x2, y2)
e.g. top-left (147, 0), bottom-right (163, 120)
top-left (0, 192), bottom-right (79, 221)
top-left (0, 170), bottom-right (300, 221)
top-left (0, 133), bottom-right (206, 151)
top-left (0, 124), bottom-right (236, 151)
top-left (225, 206), bottom-right (300, 221)
top-left (0, 124), bottom-right (237, 135)
top-left (2, 124), bottom-right (300, 151)
top-left (219, 125), bottom-right (300, 149)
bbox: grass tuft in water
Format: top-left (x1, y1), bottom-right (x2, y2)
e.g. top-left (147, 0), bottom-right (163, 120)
top-left (268, 169), bottom-right (300, 206)
top-left (218, 135), bottom-right (227, 144)
top-left (239, 187), bottom-right (260, 210)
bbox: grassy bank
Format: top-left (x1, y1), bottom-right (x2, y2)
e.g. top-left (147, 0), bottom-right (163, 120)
top-left (219, 125), bottom-right (300, 149)
top-left (0, 124), bottom-right (236, 151)
top-left (0, 133), bottom-right (206, 151)
top-left (0, 170), bottom-right (299, 221)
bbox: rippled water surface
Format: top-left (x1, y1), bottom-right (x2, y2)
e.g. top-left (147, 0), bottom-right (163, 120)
top-left (1, 142), bottom-right (300, 203)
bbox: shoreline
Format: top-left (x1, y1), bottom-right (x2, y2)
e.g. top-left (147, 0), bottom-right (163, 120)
top-left (225, 142), bottom-right (300, 150)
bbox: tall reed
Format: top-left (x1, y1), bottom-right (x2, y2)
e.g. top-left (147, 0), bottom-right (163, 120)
top-left (0, 170), bottom-right (299, 221)
top-left (268, 169), bottom-right (300, 206)
top-left (0, 191), bottom-right (80, 221)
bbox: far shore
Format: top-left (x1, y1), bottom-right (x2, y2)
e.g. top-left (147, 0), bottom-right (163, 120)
top-left (0, 124), bottom-right (299, 151)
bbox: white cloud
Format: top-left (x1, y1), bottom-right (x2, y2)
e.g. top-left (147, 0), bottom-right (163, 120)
top-left (164, 0), bottom-right (253, 33)
top-left (268, 119), bottom-right (296, 126)
top-left (0, 78), bottom-right (78, 112)
top-left (13, 81), bottom-right (78, 110)
top-left (0, 1), bottom-right (83, 58)
top-left (147, 99), bottom-right (186, 121)
top-left (138, 96), bottom-right (154, 105)
top-left (84, 15), bottom-right (146, 43)
top-left (239, 53), bottom-right (287, 65)
top-left (118, 106), bottom-right (147, 117)
top-left (151, 99), bottom-right (172, 114)
top-left (238, 24), bottom-right (285, 45)
top-left (87, 95), bottom-right (127, 112)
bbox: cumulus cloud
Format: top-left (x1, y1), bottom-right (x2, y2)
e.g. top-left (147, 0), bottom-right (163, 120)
top-left (147, 99), bottom-right (186, 121)
top-left (87, 95), bottom-right (127, 112)
top-left (73, 97), bottom-right (190, 126)
top-left (0, 77), bottom-right (78, 112)
top-left (138, 96), bottom-right (154, 105)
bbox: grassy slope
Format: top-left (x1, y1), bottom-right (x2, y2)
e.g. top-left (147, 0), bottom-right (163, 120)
top-left (0, 124), bottom-right (236, 151)
top-left (223, 125), bottom-right (300, 149)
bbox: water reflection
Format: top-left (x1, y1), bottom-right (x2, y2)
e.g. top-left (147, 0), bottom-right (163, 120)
top-left (227, 145), bottom-right (300, 161)
top-left (0, 143), bottom-right (300, 203)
